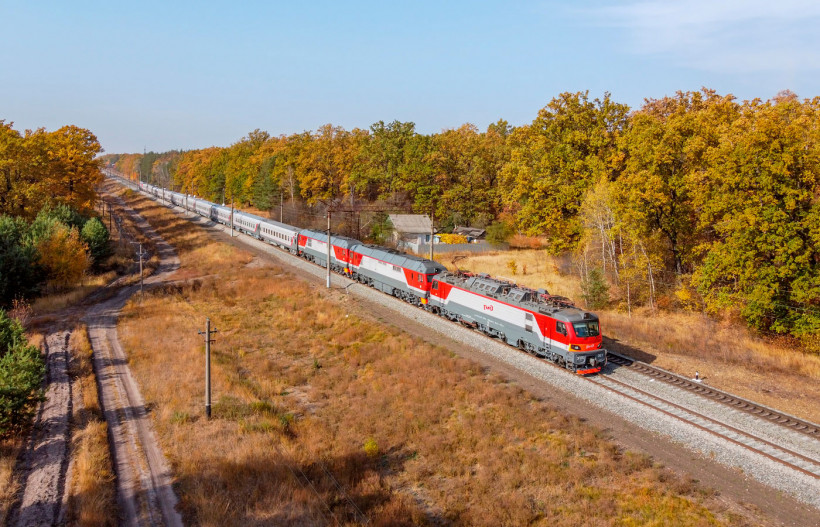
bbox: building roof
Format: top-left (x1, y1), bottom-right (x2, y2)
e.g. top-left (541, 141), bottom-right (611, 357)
top-left (453, 226), bottom-right (486, 238)
top-left (388, 214), bottom-right (432, 234)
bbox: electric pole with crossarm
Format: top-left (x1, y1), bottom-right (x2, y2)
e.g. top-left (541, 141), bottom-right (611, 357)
top-left (197, 319), bottom-right (218, 419)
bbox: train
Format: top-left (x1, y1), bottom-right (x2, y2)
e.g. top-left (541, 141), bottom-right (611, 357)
top-left (137, 181), bottom-right (606, 375)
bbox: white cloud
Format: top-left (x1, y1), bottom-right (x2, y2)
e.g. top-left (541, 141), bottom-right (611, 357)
top-left (580, 0), bottom-right (820, 72)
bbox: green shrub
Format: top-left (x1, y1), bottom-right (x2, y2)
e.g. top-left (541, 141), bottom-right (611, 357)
top-left (581, 268), bottom-right (609, 310)
top-left (0, 216), bottom-right (43, 306)
top-left (81, 217), bottom-right (111, 264)
top-left (0, 309), bottom-right (45, 437)
top-left (363, 437), bottom-right (379, 458)
top-left (486, 221), bottom-right (514, 246)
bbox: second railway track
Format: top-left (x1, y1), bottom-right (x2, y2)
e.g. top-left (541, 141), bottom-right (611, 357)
top-left (590, 372), bottom-right (820, 480)
top-left (606, 352), bottom-right (820, 439)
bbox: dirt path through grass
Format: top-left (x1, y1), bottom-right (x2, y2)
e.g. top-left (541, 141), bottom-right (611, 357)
top-left (9, 331), bottom-right (73, 526)
top-left (83, 193), bottom-right (183, 527)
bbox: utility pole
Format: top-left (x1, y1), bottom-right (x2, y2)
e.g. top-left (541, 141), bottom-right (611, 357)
top-left (230, 198), bottom-right (235, 237)
top-left (198, 319), bottom-right (218, 419)
top-left (429, 209), bottom-right (435, 262)
top-left (130, 242), bottom-right (145, 298)
top-left (326, 209), bottom-right (332, 289)
top-left (280, 190), bottom-right (284, 223)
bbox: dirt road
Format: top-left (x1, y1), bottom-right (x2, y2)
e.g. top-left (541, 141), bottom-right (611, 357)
top-left (83, 195), bottom-right (182, 526)
top-left (10, 331), bottom-right (73, 526)
top-left (11, 187), bottom-right (184, 526)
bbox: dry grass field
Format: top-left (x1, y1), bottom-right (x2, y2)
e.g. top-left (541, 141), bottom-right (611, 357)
top-left (0, 439), bottom-right (24, 524)
top-left (66, 326), bottom-right (117, 526)
top-left (111, 194), bottom-right (759, 526)
top-left (441, 249), bottom-right (820, 424)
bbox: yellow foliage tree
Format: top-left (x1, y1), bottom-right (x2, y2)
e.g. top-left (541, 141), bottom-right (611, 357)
top-left (37, 223), bottom-right (90, 289)
top-left (438, 233), bottom-right (468, 245)
top-left (0, 122), bottom-right (102, 219)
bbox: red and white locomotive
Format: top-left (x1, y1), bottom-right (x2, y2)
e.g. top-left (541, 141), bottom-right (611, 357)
top-left (429, 272), bottom-right (605, 374)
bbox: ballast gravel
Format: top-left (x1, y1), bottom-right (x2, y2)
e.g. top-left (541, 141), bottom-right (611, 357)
top-left (156, 195), bottom-right (820, 510)
top-left (603, 366), bottom-right (820, 462)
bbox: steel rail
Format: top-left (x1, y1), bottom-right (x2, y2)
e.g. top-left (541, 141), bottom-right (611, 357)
top-left (606, 352), bottom-right (820, 439)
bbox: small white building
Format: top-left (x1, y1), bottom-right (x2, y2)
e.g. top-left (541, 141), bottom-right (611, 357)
top-left (388, 214), bottom-right (438, 252)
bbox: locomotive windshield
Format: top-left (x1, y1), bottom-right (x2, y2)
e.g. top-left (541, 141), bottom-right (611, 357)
top-left (572, 320), bottom-right (600, 338)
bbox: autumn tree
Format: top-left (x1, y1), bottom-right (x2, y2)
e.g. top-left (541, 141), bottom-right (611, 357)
top-left (0, 122), bottom-right (102, 219)
top-left (614, 90), bottom-right (739, 276)
top-left (425, 123), bottom-right (508, 228)
top-left (352, 120), bottom-right (416, 201)
top-left (297, 124), bottom-right (359, 205)
top-left (693, 93), bottom-right (820, 338)
top-left (36, 223), bottom-right (90, 290)
top-left (501, 92), bottom-right (628, 252)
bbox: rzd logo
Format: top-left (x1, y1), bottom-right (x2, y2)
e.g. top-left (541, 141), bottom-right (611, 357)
top-left (483, 305), bottom-right (493, 311)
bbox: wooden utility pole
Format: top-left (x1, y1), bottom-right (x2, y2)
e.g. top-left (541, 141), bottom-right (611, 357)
top-left (198, 319), bottom-right (218, 419)
top-left (429, 210), bottom-right (435, 262)
top-left (131, 242), bottom-right (146, 298)
top-left (326, 209), bottom-right (332, 289)
top-left (231, 198), bottom-right (235, 237)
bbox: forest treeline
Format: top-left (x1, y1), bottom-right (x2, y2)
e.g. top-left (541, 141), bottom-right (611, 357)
top-left (0, 121), bottom-right (108, 437)
top-left (106, 89), bottom-right (820, 346)
top-left (0, 121), bottom-right (110, 305)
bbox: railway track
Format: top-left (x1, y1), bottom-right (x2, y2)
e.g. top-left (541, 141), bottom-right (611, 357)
top-left (606, 352), bottom-right (820, 439)
top-left (590, 373), bottom-right (820, 479)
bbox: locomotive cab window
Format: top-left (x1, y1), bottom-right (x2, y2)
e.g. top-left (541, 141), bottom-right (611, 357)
top-left (556, 321), bottom-right (567, 336)
top-left (572, 320), bottom-right (600, 338)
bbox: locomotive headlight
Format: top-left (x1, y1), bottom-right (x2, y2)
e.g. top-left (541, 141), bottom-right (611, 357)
top-left (570, 345), bottom-right (581, 350)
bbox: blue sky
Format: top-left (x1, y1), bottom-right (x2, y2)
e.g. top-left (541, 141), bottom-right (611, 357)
top-left (2, 1), bottom-right (819, 154)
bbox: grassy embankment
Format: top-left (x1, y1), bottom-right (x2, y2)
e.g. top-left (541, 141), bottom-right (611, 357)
top-left (111, 191), bottom-right (754, 525)
top-left (441, 249), bottom-right (820, 424)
